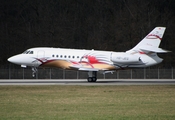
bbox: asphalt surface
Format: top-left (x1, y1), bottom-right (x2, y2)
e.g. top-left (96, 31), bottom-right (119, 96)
top-left (0, 79), bottom-right (175, 85)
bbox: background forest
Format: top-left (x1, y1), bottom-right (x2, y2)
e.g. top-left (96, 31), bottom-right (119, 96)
top-left (0, 0), bottom-right (175, 68)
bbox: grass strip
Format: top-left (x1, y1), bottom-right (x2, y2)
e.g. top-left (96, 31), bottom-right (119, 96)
top-left (0, 85), bottom-right (175, 120)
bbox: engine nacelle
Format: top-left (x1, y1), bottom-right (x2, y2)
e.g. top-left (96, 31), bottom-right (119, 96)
top-left (111, 53), bottom-right (140, 63)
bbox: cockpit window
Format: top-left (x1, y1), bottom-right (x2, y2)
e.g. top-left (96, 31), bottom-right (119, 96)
top-left (26, 51), bottom-right (30, 54)
top-left (22, 50), bottom-right (33, 54)
top-left (22, 50), bottom-right (28, 54)
top-left (29, 51), bottom-right (33, 54)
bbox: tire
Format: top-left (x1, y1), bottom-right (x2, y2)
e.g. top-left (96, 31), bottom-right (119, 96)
top-left (87, 77), bottom-right (92, 82)
top-left (92, 77), bottom-right (97, 82)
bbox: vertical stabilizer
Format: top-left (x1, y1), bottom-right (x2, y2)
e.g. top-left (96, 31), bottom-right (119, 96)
top-left (128, 27), bottom-right (167, 53)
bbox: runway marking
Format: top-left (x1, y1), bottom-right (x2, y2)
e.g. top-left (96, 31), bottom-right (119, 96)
top-left (0, 79), bottom-right (175, 85)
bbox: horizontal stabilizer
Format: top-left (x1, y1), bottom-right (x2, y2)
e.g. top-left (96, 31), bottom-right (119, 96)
top-left (139, 45), bottom-right (171, 53)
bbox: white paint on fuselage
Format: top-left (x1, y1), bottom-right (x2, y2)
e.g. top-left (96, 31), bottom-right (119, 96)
top-left (8, 47), bottom-right (163, 70)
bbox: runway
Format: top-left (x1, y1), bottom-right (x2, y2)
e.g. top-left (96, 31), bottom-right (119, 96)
top-left (0, 79), bottom-right (175, 85)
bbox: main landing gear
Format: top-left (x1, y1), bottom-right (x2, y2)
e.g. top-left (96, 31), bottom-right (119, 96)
top-left (87, 71), bottom-right (97, 82)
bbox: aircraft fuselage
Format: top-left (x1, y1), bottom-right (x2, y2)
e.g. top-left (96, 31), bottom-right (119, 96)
top-left (7, 27), bottom-right (169, 82)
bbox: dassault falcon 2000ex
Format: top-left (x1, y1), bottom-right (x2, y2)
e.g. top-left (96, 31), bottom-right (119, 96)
top-left (8, 27), bottom-right (170, 82)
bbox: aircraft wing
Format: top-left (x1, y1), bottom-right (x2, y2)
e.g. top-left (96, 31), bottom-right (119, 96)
top-left (70, 65), bottom-right (99, 71)
top-left (70, 65), bottom-right (116, 75)
top-left (79, 67), bottom-right (99, 71)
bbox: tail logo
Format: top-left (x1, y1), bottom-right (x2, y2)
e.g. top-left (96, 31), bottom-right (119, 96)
top-left (146, 30), bottom-right (162, 40)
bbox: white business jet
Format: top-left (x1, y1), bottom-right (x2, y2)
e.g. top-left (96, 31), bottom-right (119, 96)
top-left (8, 27), bottom-right (170, 82)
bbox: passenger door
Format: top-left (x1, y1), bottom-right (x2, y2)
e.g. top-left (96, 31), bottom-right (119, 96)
top-left (32, 50), bottom-right (45, 66)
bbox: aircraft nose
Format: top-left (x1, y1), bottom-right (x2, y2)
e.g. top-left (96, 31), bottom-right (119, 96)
top-left (7, 55), bottom-right (22, 64)
top-left (8, 56), bottom-right (17, 63)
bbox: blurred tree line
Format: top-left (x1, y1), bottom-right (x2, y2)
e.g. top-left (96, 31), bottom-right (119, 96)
top-left (0, 0), bottom-right (175, 68)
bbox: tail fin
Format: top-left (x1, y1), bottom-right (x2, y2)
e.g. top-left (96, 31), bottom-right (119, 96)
top-left (127, 27), bottom-right (170, 53)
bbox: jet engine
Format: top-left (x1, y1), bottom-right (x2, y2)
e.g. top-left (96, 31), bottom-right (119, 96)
top-left (111, 53), bottom-right (140, 63)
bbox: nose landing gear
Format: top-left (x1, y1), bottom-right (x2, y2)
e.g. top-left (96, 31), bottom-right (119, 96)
top-left (32, 67), bottom-right (37, 77)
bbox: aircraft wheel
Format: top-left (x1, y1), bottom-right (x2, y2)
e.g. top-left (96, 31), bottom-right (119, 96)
top-left (92, 77), bottom-right (97, 82)
top-left (87, 77), bottom-right (97, 82)
top-left (87, 77), bottom-right (92, 82)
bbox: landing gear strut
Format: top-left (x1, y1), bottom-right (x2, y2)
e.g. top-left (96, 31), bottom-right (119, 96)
top-left (32, 67), bottom-right (37, 77)
top-left (87, 71), bottom-right (97, 82)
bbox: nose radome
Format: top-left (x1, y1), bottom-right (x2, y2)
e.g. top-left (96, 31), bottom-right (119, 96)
top-left (7, 55), bottom-right (21, 64)
top-left (8, 56), bottom-right (14, 63)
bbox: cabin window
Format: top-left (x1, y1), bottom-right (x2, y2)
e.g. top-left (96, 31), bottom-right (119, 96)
top-left (77, 56), bottom-right (79, 58)
top-left (72, 56), bottom-right (75, 58)
top-left (52, 55), bottom-right (54, 57)
top-left (56, 55), bottom-right (59, 57)
top-left (60, 55), bottom-right (62, 58)
top-left (68, 56), bottom-right (70, 58)
top-left (64, 55), bottom-right (67, 58)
